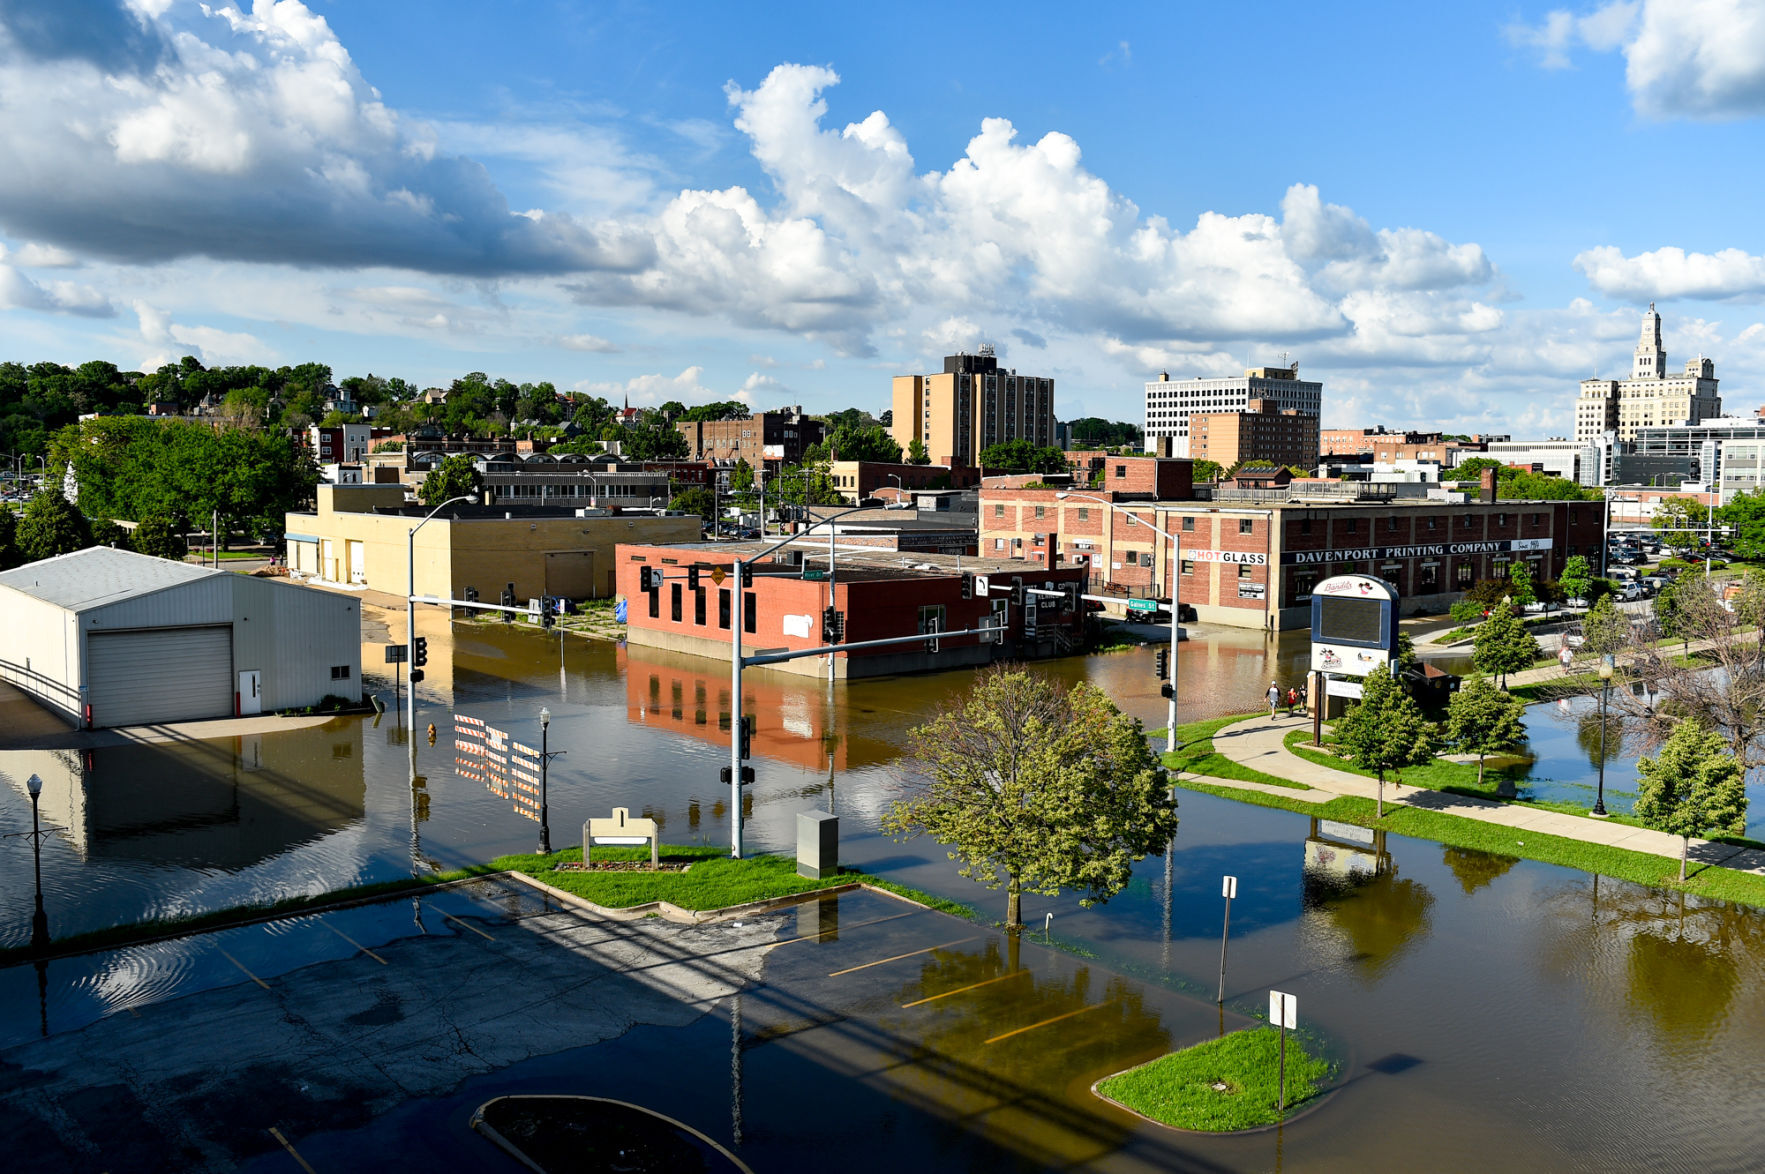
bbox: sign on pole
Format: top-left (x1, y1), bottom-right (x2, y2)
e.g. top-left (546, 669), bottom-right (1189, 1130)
top-left (1269, 989), bottom-right (1297, 1112)
top-left (1218, 875), bottom-right (1238, 1004)
top-left (974, 574), bottom-right (989, 598)
top-left (1222, 875), bottom-right (1238, 899)
top-left (384, 644), bottom-right (408, 663)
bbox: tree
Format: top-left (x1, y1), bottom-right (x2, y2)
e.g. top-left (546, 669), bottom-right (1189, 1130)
top-left (1508, 560), bottom-right (1537, 608)
top-left (1191, 459), bottom-right (1224, 484)
top-left (418, 454), bottom-right (482, 507)
top-left (1558, 555), bottom-right (1594, 605)
top-left (1472, 605), bottom-right (1540, 688)
top-left (773, 462), bottom-right (843, 506)
top-left (1730, 568), bottom-right (1765, 631)
top-left (668, 486), bottom-right (717, 523)
top-left (1652, 495), bottom-right (1705, 550)
top-left (15, 489), bottom-right (91, 563)
top-left (130, 513), bottom-right (188, 561)
top-left (1579, 594), bottom-right (1630, 657)
top-left (1445, 673), bottom-right (1527, 787)
top-left (882, 668), bottom-right (1177, 928)
top-left (1332, 665), bottom-right (1439, 818)
top-left (906, 438), bottom-right (930, 465)
top-left (624, 422), bottom-right (690, 460)
top-left (811, 423), bottom-right (901, 464)
top-left (727, 458), bottom-right (756, 506)
top-left (1634, 719), bottom-right (1747, 881)
top-left (1719, 489), bottom-right (1765, 561)
top-left (0, 506), bottom-right (17, 570)
top-left (978, 438), bottom-right (1066, 475)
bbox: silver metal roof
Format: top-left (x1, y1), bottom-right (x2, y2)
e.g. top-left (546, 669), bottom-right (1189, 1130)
top-left (0, 546), bottom-right (224, 612)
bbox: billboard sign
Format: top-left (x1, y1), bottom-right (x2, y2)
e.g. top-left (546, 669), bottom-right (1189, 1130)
top-left (1310, 574), bottom-right (1398, 676)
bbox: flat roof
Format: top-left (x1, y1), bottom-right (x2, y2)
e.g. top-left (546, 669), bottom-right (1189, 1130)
top-left (0, 546), bottom-right (224, 612)
top-left (630, 540), bottom-right (1079, 580)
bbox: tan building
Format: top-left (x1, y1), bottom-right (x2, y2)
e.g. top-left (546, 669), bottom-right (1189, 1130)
top-left (285, 485), bottom-right (700, 602)
top-left (1576, 304), bottom-right (1721, 443)
top-left (890, 347), bottom-right (1055, 467)
top-left (1190, 399), bottom-right (1320, 470)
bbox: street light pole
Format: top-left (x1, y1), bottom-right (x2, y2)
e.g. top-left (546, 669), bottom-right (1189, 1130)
top-left (1594, 657), bottom-right (1613, 818)
top-left (27, 773), bottom-right (49, 951)
top-left (538, 707), bottom-right (551, 854)
top-left (407, 495), bottom-right (472, 731)
top-left (1059, 492), bottom-right (1180, 749)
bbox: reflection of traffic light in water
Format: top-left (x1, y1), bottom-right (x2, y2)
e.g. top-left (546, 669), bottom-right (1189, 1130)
top-left (426, 723), bottom-right (436, 746)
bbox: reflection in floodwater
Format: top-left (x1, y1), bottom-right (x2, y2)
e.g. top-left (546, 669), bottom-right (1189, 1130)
top-left (1441, 846), bottom-right (1519, 895)
top-left (1301, 818), bottom-right (1434, 981)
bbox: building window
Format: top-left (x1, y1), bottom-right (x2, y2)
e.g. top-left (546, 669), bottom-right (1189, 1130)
top-left (1182, 517), bottom-right (1195, 531)
top-left (1497, 513), bottom-right (1508, 526)
top-left (694, 589), bottom-right (706, 626)
top-left (994, 504), bottom-right (1004, 518)
top-left (1492, 557), bottom-right (1509, 579)
top-left (671, 583), bottom-right (682, 622)
top-left (1346, 519), bottom-right (1358, 533)
top-left (1239, 563), bottom-right (1253, 579)
top-left (744, 592), bottom-right (757, 634)
top-left (1035, 505), bottom-right (1045, 519)
top-left (1077, 507), bottom-right (1089, 521)
top-left (1531, 513), bottom-right (1542, 525)
top-left (1300, 519), bottom-right (1312, 535)
top-left (1457, 562), bottom-right (1474, 587)
top-left (719, 589), bottom-right (731, 629)
top-left (1181, 559), bottom-right (1195, 576)
top-left (1239, 518), bottom-right (1253, 535)
top-left (1427, 517), bottom-right (1438, 530)
top-left (1115, 464), bottom-right (1127, 479)
top-left (1388, 516), bottom-right (1399, 531)
top-left (1420, 565), bottom-right (1439, 590)
top-left (649, 588), bottom-right (660, 619)
top-left (330, 665), bottom-right (351, 680)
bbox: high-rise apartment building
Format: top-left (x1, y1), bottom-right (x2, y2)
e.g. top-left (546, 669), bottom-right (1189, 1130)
top-left (1189, 399), bottom-right (1320, 470)
top-left (1144, 364), bottom-right (1323, 457)
top-left (1575, 305), bottom-right (1721, 444)
top-left (890, 347), bottom-right (1055, 466)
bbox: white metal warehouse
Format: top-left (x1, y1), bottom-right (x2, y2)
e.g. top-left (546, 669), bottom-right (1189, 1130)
top-left (0, 547), bottom-right (362, 729)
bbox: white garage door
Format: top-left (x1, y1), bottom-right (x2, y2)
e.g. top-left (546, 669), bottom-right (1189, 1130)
top-left (87, 626), bottom-right (234, 728)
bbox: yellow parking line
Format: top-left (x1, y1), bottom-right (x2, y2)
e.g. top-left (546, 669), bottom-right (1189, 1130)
top-left (828, 936), bottom-right (977, 978)
top-left (443, 912), bottom-right (495, 941)
top-left (215, 946), bottom-right (270, 991)
top-left (901, 968), bottom-right (1030, 1008)
top-left (322, 921), bottom-right (388, 965)
top-left (984, 1000), bottom-right (1115, 1045)
top-left (268, 1126), bottom-right (318, 1174)
top-left (771, 909), bottom-right (920, 946)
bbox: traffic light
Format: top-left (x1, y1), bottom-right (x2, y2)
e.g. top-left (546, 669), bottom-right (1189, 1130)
top-left (687, 565), bottom-right (701, 591)
top-left (541, 596), bottom-right (555, 629)
top-left (822, 606), bottom-right (837, 642)
top-left (410, 669), bottom-right (425, 683)
top-left (464, 585), bottom-right (479, 604)
top-left (412, 636), bottom-right (428, 668)
top-left (1160, 683), bottom-right (1174, 699)
top-left (960, 572), bottom-right (974, 599)
top-left (1154, 649), bottom-right (1168, 680)
top-left (737, 715), bottom-right (754, 759)
top-left (738, 563), bottom-right (753, 588)
top-left (502, 583), bottom-right (516, 622)
top-left (719, 765), bottom-right (757, 785)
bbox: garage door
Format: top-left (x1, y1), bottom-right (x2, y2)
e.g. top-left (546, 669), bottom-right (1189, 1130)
top-left (87, 626), bottom-right (234, 728)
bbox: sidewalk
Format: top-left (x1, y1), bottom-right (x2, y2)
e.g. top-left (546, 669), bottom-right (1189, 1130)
top-left (1196, 714), bottom-right (1765, 877)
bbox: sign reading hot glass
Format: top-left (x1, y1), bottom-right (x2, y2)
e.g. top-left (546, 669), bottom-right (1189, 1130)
top-left (454, 714), bottom-right (543, 822)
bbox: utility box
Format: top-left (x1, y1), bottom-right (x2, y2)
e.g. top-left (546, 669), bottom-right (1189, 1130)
top-left (796, 810), bottom-right (839, 879)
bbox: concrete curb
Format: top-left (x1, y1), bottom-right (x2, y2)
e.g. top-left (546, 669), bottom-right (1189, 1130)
top-left (502, 870), bottom-right (932, 925)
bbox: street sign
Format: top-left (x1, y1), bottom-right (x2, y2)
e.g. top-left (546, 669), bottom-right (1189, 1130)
top-left (803, 570), bottom-right (827, 581)
top-left (384, 644), bottom-right (408, 663)
top-left (1222, 875), bottom-right (1238, 899)
top-left (1127, 597), bottom-right (1157, 613)
top-left (1269, 989), bottom-right (1297, 1030)
top-left (974, 574), bottom-right (990, 597)
top-left (710, 566), bottom-right (727, 586)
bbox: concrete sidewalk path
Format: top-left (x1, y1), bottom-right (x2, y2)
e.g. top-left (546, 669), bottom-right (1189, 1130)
top-left (1197, 713), bottom-right (1765, 878)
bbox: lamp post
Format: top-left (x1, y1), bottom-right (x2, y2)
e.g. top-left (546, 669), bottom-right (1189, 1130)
top-left (1594, 655), bottom-right (1614, 818)
top-left (1057, 492), bottom-right (1180, 749)
top-left (27, 773), bottom-right (49, 951)
top-left (538, 706), bottom-right (552, 854)
top-left (407, 495), bottom-right (473, 731)
top-left (887, 473), bottom-right (903, 501)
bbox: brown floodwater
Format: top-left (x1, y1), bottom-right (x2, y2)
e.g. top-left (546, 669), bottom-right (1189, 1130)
top-left (3, 610), bottom-right (1764, 1171)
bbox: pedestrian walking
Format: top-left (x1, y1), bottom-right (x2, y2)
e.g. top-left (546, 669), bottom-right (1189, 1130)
top-left (1267, 681), bottom-right (1282, 721)
top-left (1297, 681), bottom-right (1308, 716)
top-left (1286, 687), bottom-right (1298, 717)
top-left (1558, 645), bottom-right (1573, 675)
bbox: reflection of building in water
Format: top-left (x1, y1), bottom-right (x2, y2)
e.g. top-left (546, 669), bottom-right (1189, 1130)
top-left (1303, 817), bottom-right (1390, 889)
top-left (1, 721), bottom-right (365, 870)
top-left (619, 645), bottom-right (846, 773)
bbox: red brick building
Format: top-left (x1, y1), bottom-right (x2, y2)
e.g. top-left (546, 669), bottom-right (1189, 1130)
top-left (617, 541), bottom-right (1087, 677)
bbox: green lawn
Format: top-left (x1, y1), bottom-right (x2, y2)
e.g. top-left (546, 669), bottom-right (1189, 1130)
top-left (491, 844), bottom-right (979, 919)
top-left (1159, 713), bottom-right (1311, 791)
top-left (1096, 1028), bottom-right (1335, 1131)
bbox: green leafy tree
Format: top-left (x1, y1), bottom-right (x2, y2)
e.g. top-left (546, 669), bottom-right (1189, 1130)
top-left (1579, 594), bottom-right (1630, 657)
top-left (1472, 605), bottom-right (1540, 688)
top-left (130, 513), bottom-right (189, 561)
top-left (1332, 665), bottom-right (1439, 817)
top-left (668, 486), bottom-right (717, 523)
top-left (418, 454), bottom-right (482, 507)
top-left (727, 458), bottom-right (756, 506)
top-left (774, 462), bottom-right (843, 506)
top-left (1634, 719), bottom-right (1748, 881)
top-left (906, 438), bottom-right (930, 465)
top-left (978, 438), bottom-right (1066, 475)
top-left (1651, 495), bottom-right (1705, 550)
top-left (1558, 555), bottom-right (1594, 604)
top-left (811, 423), bottom-right (901, 464)
top-left (1719, 489), bottom-right (1765, 561)
top-left (0, 506), bottom-right (17, 570)
top-left (624, 422), bottom-right (691, 460)
top-left (1729, 569), bottom-right (1765, 630)
top-left (1191, 459), bottom-right (1224, 483)
top-left (15, 489), bottom-right (92, 563)
top-left (1445, 673), bottom-right (1527, 786)
top-left (1507, 560), bottom-right (1537, 608)
top-left (882, 667), bottom-right (1177, 928)
top-left (683, 400), bottom-right (749, 422)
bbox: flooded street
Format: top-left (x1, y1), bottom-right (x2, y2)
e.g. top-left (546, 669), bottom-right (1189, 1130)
top-left (5, 610), bottom-right (1765, 1169)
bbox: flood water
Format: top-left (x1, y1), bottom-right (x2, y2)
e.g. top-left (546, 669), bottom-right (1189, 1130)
top-left (4, 609), bottom-right (1765, 1170)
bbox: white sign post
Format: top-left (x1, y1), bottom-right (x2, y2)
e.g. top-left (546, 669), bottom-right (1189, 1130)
top-left (1269, 989), bottom-right (1298, 1112)
top-left (1218, 875), bottom-right (1238, 1004)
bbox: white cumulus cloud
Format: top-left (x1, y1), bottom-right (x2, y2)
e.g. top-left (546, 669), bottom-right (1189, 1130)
top-left (1574, 244), bottom-right (1765, 300)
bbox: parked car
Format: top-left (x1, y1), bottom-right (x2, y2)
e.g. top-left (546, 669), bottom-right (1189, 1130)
top-left (1640, 574), bottom-right (1670, 591)
top-left (1617, 583), bottom-right (1649, 602)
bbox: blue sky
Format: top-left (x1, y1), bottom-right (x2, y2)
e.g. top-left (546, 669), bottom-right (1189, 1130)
top-left (2, 0), bottom-right (1764, 434)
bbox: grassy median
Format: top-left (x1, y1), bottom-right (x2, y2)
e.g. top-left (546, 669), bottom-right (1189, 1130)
top-left (1161, 713), bottom-right (1311, 791)
top-left (1096, 1028), bottom-right (1334, 1131)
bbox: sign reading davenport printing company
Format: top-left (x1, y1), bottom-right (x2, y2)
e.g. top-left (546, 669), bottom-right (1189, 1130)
top-left (1283, 537), bottom-right (1552, 566)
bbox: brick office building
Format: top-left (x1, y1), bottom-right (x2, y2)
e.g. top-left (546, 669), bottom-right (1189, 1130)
top-left (617, 540), bottom-right (1087, 677)
top-left (979, 488), bottom-right (1604, 630)
top-left (1190, 400), bottom-right (1320, 471)
top-left (675, 410), bottom-right (824, 465)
